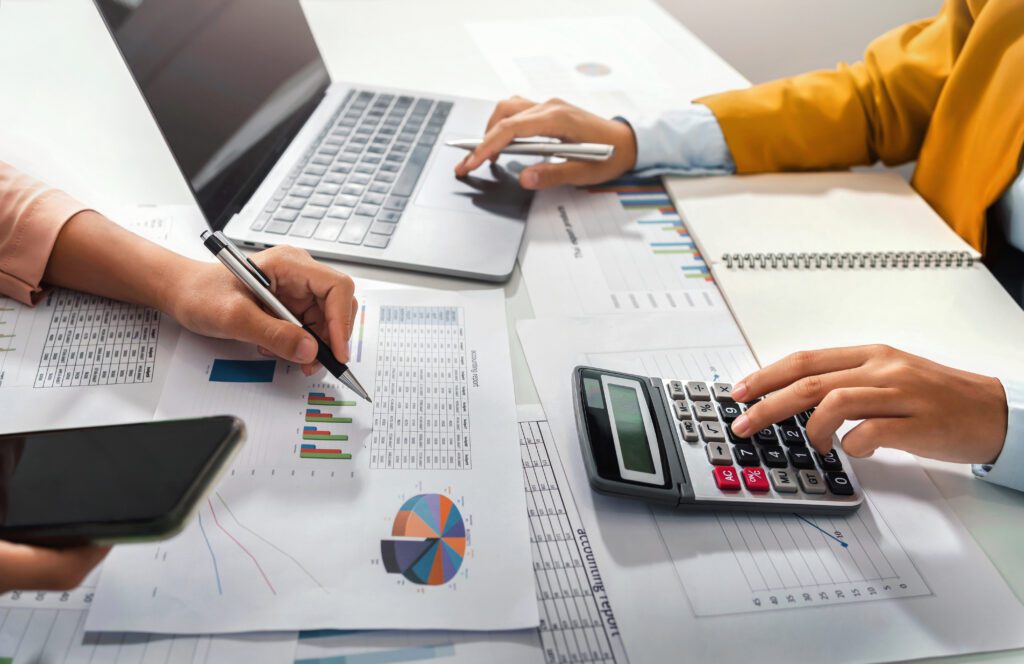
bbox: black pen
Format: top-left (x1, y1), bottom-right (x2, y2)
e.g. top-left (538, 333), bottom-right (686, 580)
top-left (200, 230), bottom-right (371, 402)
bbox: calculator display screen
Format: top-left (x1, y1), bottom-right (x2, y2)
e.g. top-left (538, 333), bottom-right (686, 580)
top-left (607, 385), bottom-right (655, 473)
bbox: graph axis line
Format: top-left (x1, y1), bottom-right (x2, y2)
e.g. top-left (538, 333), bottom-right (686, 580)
top-left (206, 498), bottom-right (277, 595)
top-left (214, 492), bottom-right (329, 594)
top-left (197, 511), bottom-right (223, 596)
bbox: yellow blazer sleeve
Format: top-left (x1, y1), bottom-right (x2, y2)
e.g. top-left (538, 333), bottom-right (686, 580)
top-left (697, 0), bottom-right (972, 173)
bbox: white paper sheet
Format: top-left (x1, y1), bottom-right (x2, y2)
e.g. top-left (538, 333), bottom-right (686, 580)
top-left (0, 288), bottom-right (179, 432)
top-left (516, 313), bottom-right (1024, 663)
top-left (0, 568), bottom-right (297, 664)
top-left (466, 16), bottom-right (747, 118)
top-left (520, 183), bottom-right (722, 317)
top-left (291, 405), bottom-right (630, 664)
top-left (87, 289), bottom-right (537, 634)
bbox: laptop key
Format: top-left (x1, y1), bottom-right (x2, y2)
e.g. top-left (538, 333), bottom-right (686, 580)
top-left (377, 209), bottom-right (402, 223)
top-left (336, 194), bottom-right (360, 207)
top-left (297, 175), bottom-right (319, 187)
top-left (341, 184), bottom-right (364, 196)
top-left (370, 220), bottom-right (397, 236)
top-left (289, 219), bottom-right (319, 238)
top-left (251, 211), bottom-right (272, 231)
top-left (273, 208), bottom-right (300, 222)
top-left (316, 183), bottom-right (340, 196)
top-left (309, 195), bottom-right (333, 207)
top-left (290, 185), bottom-right (314, 198)
top-left (369, 182), bottom-right (391, 194)
top-left (304, 165), bottom-right (326, 176)
top-left (363, 233), bottom-right (390, 249)
top-left (338, 215), bottom-right (374, 244)
top-left (363, 193), bottom-right (385, 205)
top-left (281, 197), bottom-right (306, 210)
top-left (323, 173), bottom-right (345, 184)
top-left (357, 204), bottom-right (380, 216)
top-left (375, 172), bottom-right (397, 184)
top-left (350, 173), bottom-right (371, 185)
top-left (384, 195), bottom-right (408, 211)
top-left (313, 220), bottom-right (345, 242)
top-left (327, 205), bottom-right (353, 220)
top-left (393, 145), bottom-right (431, 196)
top-left (300, 206), bottom-right (326, 220)
top-left (265, 220), bottom-right (292, 234)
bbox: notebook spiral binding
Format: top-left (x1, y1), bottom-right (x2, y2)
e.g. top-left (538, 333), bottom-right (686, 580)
top-left (722, 250), bottom-right (977, 270)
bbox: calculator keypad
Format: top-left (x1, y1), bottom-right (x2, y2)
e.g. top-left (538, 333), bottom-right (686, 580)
top-left (663, 379), bottom-right (859, 503)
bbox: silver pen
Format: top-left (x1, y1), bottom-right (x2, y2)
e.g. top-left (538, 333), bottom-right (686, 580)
top-left (200, 230), bottom-right (371, 403)
top-left (446, 138), bottom-right (614, 162)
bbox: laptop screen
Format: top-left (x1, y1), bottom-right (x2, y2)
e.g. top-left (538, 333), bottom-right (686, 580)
top-left (95, 0), bottom-right (331, 229)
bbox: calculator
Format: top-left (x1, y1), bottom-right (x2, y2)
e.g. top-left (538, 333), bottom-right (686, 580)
top-left (572, 367), bottom-right (863, 514)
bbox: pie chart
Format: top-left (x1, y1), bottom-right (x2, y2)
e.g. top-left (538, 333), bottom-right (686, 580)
top-left (380, 494), bottom-right (466, 586)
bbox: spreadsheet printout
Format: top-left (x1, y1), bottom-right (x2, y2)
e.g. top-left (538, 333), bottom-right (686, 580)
top-left (87, 288), bottom-right (538, 634)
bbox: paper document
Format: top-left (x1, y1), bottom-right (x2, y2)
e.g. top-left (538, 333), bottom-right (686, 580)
top-left (0, 288), bottom-right (178, 432)
top-left (87, 288), bottom-right (537, 634)
top-left (0, 569), bottom-right (297, 664)
top-left (292, 405), bottom-right (629, 664)
top-left (520, 179), bottom-right (722, 317)
top-left (466, 17), bottom-right (746, 118)
top-left (516, 313), bottom-right (1024, 663)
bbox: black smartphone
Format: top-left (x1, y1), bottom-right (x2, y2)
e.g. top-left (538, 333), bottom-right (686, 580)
top-left (0, 416), bottom-right (245, 547)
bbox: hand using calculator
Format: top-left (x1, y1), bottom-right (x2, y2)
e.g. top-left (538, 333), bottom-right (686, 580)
top-left (729, 345), bottom-right (1008, 465)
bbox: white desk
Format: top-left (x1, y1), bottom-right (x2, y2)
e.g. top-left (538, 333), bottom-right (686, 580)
top-left (2, 1), bottom-right (1022, 661)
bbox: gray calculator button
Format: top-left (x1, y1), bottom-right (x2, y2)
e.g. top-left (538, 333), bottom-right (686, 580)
top-left (679, 420), bottom-right (699, 443)
top-left (712, 383), bottom-right (734, 401)
top-left (685, 381), bottom-right (711, 401)
top-left (706, 442), bottom-right (731, 465)
top-left (692, 401), bottom-right (717, 421)
top-left (668, 380), bottom-right (686, 400)
top-left (770, 469), bottom-right (798, 493)
top-left (672, 400), bottom-right (690, 421)
top-left (798, 469), bottom-right (826, 494)
top-left (700, 421), bottom-right (725, 442)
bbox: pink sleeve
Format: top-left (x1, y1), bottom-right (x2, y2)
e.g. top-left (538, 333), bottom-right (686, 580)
top-left (0, 162), bottom-right (89, 305)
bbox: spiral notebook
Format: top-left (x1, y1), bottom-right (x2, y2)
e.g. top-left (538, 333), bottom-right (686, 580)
top-left (665, 172), bottom-right (1024, 377)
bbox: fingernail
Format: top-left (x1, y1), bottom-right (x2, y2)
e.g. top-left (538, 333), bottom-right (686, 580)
top-left (295, 337), bottom-right (317, 363)
top-left (732, 381), bottom-right (748, 400)
top-left (732, 414), bottom-right (750, 436)
top-left (522, 171), bottom-right (539, 188)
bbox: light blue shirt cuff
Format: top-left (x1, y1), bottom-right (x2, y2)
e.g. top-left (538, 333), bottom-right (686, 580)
top-left (617, 103), bottom-right (736, 178)
top-left (973, 378), bottom-right (1024, 492)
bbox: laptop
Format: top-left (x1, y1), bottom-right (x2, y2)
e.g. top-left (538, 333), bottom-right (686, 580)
top-left (94, 0), bottom-right (534, 282)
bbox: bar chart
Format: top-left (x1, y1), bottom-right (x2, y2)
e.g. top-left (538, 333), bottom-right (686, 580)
top-left (300, 392), bottom-right (355, 460)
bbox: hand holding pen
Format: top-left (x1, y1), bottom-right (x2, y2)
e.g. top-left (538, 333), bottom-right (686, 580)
top-left (453, 96), bottom-right (639, 190)
top-left (174, 237), bottom-right (369, 400)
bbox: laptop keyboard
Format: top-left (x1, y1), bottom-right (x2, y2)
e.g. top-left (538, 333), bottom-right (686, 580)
top-left (252, 90), bottom-right (452, 249)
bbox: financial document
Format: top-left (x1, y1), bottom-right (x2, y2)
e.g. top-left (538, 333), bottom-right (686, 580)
top-left (87, 289), bottom-right (538, 634)
top-left (520, 180), bottom-right (722, 317)
top-left (517, 312), bottom-right (1024, 663)
top-left (0, 288), bottom-right (177, 432)
top-left (291, 406), bottom-right (630, 664)
top-left (0, 568), bottom-right (297, 664)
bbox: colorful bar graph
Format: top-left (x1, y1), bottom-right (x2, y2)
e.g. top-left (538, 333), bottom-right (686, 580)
top-left (299, 443), bottom-right (352, 460)
top-left (307, 391), bottom-right (357, 407)
top-left (209, 359), bottom-right (276, 383)
top-left (305, 408), bottom-right (353, 423)
top-left (302, 426), bottom-right (348, 441)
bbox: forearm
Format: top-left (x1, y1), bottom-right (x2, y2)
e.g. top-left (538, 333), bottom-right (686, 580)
top-left (42, 211), bottom-right (197, 314)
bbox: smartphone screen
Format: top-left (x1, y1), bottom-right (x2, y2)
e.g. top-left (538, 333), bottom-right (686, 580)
top-left (0, 417), bottom-right (238, 533)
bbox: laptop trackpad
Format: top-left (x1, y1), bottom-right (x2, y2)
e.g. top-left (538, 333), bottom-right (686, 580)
top-left (414, 138), bottom-right (538, 221)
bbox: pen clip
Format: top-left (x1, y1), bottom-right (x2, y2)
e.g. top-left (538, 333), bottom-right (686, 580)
top-left (213, 231), bottom-right (272, 289)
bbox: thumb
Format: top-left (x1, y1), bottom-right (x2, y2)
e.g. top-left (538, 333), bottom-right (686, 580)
top-left (237, 305), bottom-right (318, 364)
top-left (519, 162), bottom-right (593, 190)
top-left (840, 419), bottom-right (886, 458)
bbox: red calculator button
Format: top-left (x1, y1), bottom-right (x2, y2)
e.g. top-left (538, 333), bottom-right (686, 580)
top-left (742, 467), bottom-right (770, 492)
top-left (713, 466), bottom-right (741, 490)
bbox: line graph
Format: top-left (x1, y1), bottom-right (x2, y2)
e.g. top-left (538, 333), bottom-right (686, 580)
top-left (208, 497), bottom-right (277, 595)
top-left (197, 511), bottom-right (223, 595)
top-left (657, 498), bottom-right (931, 616)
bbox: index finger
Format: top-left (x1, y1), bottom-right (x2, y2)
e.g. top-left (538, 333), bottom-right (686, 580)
top-left (484, 96), bottom-right (537, 133)
top-left (732, 347), bottom-right (874, 402)
top-left (456, 106), bottom-right (568, 175)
